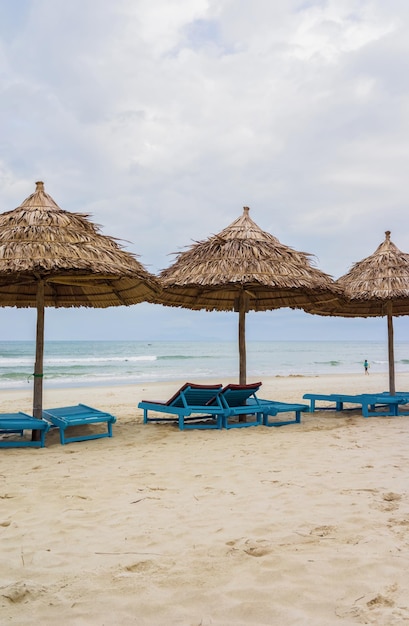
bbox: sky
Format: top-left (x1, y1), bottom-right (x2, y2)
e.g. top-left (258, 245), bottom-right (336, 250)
top-left (1, 0), bottom-right (409, 343)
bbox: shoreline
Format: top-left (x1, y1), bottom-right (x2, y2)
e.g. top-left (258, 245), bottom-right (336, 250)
top-left (1, 371), bottom-right (408, 418)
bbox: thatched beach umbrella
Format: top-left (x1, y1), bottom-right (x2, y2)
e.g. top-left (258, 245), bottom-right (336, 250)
top-left (0, 181), bottom-right (160, 432)
top-left (304, 231), bottom-right (409, 395)
top-left (158, 206), bottom-right (342, 384)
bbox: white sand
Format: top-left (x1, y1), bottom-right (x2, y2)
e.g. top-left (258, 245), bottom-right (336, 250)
top-left (1, 373), bottom-right (409, 625)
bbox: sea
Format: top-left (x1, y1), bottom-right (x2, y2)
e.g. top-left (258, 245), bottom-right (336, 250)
top-left (0, 340), bottom-right (408, 391)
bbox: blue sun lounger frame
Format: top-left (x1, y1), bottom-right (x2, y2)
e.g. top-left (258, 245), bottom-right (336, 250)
top-left (0, 413), bottom-right (50, 448)
top-left (217, 384), bottom-right (308, 428)
top-left (138, 383), bottom-right (226, 430)
top-left (42, 404), bottom-right (116, 444)
top-left (249, 399), bottom-right (309, 426)
top-left (302, 393), bottom-right (409, 417)
top-left (215, 383), bottom-right (273, 429)
top-left (139, 382), bottom-right (308, 430)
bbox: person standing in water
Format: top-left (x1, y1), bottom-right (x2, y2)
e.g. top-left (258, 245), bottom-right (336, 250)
top-left (364, 359), bottom-right (369, 374)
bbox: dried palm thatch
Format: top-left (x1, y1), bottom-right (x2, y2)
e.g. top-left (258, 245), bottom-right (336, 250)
top-left (304, 231), bottom-right (409, 394)
top-left (0, 181), bottom-right (160, 307)
top-left (0, 181), bottom-right (161, 429)
top-left (158, 207), bottom-right (342, 383)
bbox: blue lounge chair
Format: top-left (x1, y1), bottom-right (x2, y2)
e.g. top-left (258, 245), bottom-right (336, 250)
top-left (216, 383), bottom-right (308, 428)
top-left (379, 391), bottom-right (409, 408)
top-left (302, 393), bottom-right (409, 417)
top-left (138, 383), bottom-right (225, 430)
top-left (252, 400), bottom-right (308, 426)
top-left (42, 404), bottom-right (116, 444)
top-left (361, 394), bottom-right (409, 417)
top-left (0, 413), bottom-right (50, 448)
top-left (302, 393), bottom-right (355, 412)
top-left (214, 382), bottom-right (275, 429)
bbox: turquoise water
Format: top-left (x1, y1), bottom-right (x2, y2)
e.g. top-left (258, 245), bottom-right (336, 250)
top-left (0, 340), bottom-right (408, 390)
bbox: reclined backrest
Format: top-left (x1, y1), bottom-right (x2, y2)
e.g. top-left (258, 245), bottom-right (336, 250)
top-left (218, 382), bottom-right (262, 407)
top-left (169, 383), bottom-right (223, 407)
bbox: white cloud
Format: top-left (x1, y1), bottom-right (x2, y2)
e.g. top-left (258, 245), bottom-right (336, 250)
top-left (289, 0), bottom-right (396, 62)
top-left (1, 0), bottom-right (409, 339)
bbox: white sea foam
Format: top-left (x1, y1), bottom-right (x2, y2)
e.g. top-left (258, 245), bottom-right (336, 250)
top-left (42, 355), bottom-right (157, 365)
top-left (0, 340), bottom-right (408, 390)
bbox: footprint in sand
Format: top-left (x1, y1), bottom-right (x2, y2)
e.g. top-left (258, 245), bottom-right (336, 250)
top-left (387, 517), bottom-right (409, 542)
top-left (0, 581), bottom-right (47, 603)
top-left (374, 492), bottom-right (402, 512)
top-left (309, 525), bottom-right (337, 537)
top-left (335, 582), bottom-right (409, 623)
top-left (124, 560), bottom-right (158, 574)
top-left (226, 538), bottom-right (272, 557)
top-left (366, 593), bottom-right (395, 608)
top-left (114, 558), bottom-right (176, 583)
top-left (382, 492), bottom-right (402, 503)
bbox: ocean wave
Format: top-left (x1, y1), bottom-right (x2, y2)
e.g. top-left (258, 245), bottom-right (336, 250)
top-left (0, 357), bottom-right (33, 366)
top-left (48, 355), bottom-right (157, 364)
top-left (0, 355), bottom-right (158, 366)
top-left (0, 368), bottom-right (206, 390)
top-left (0, 371), bottom-right (31, 381)
top-left (0, 371), bottom-right (142, 389)
top-left (158, 355), bottom-right (214, 361)
top-left (314, 360), bottom-right (341, 366)
top-left (1, 339), bottom-right (409, 390)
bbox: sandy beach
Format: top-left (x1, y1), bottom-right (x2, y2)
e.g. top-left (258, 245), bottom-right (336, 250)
top-left (1, 372), bottom-right (409, 625)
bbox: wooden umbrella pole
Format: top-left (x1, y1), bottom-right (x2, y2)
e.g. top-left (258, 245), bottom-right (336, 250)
top-left (387, 301), bottom-right (395, 395)
top-left (32, 280), bottom-right (45, 440)
top-left (238, 294), bottom-right (247, 423)
top-left (239, 294), bottom-right (247, 385)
